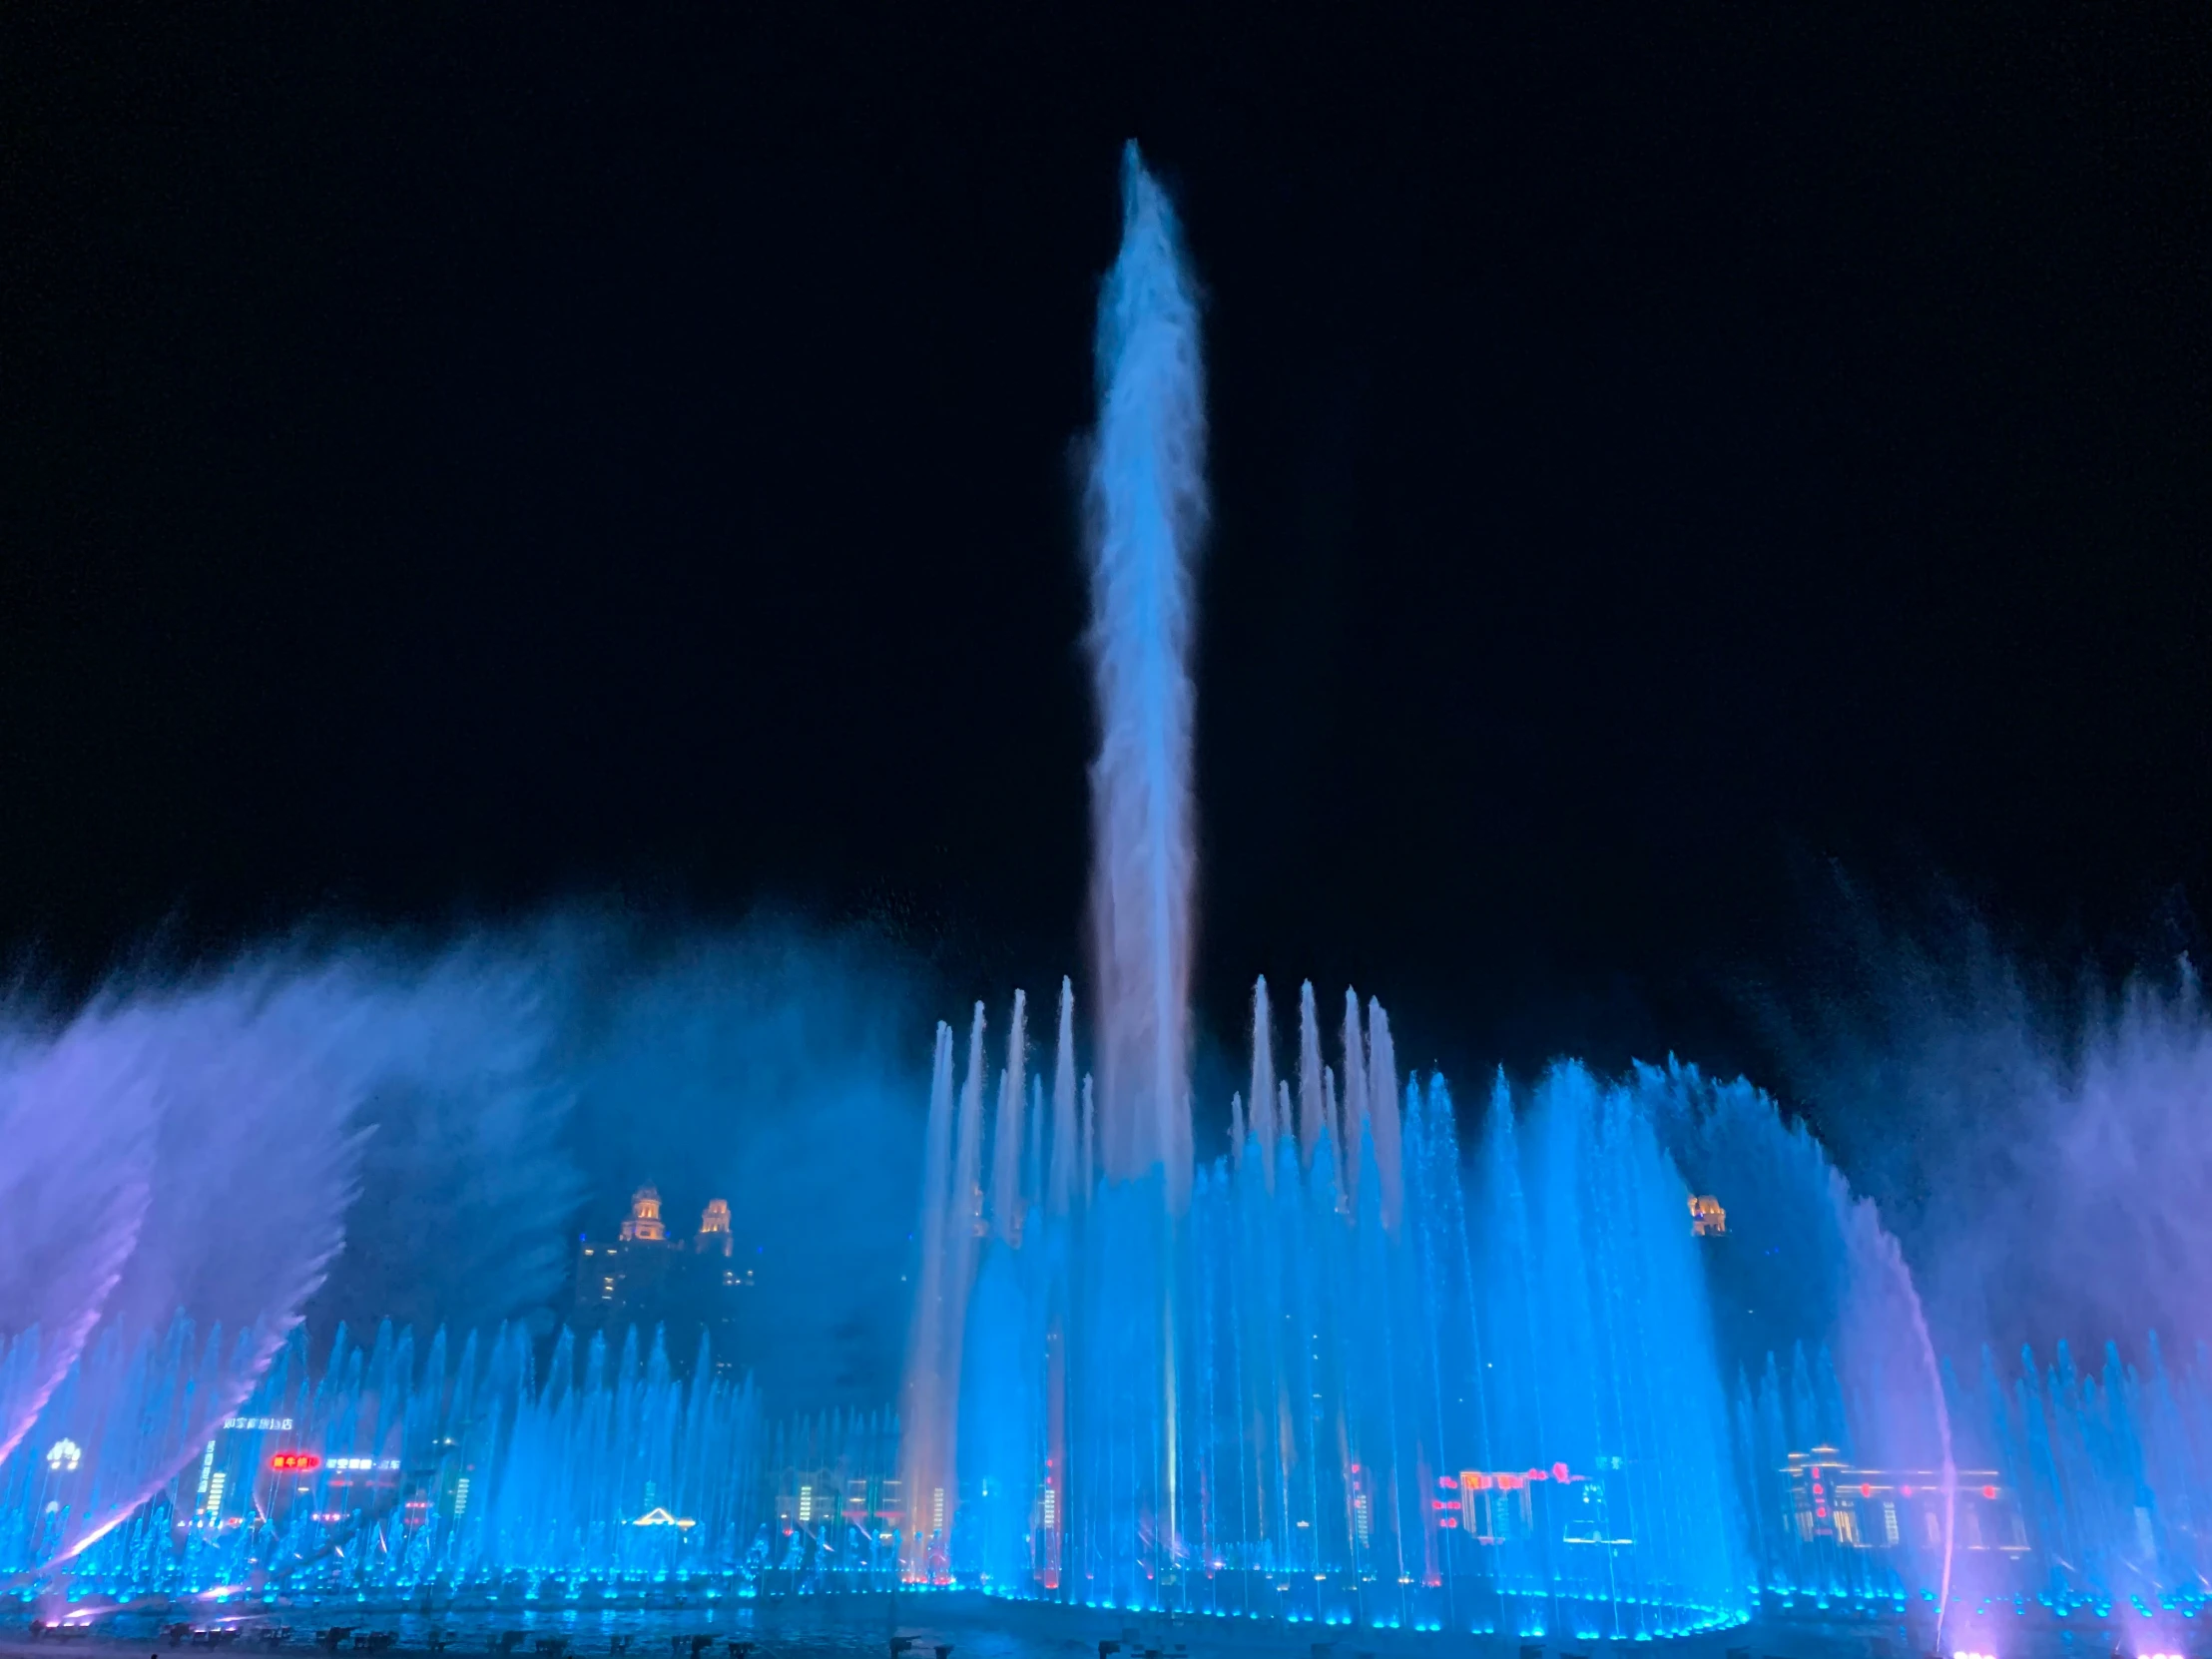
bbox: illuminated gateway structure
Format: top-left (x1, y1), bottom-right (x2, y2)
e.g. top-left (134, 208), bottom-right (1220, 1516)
top-left (2, 150), bottom-right (2209, 1645)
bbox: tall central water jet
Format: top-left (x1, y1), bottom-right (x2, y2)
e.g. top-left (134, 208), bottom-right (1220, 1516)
top-left (893, 145), bottom-right (1757, 1627)
top-left (1084, 142), bottom-right (1205, 1207)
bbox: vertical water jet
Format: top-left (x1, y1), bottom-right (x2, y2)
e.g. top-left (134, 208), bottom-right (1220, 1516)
top-left (1083, 141), bottom-right (1206, 1208)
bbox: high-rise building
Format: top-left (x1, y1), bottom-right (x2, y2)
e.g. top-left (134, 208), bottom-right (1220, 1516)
top-left (575, 1186), bottom-right (755, 1379)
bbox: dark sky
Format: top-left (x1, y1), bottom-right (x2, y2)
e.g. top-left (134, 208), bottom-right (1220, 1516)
top-left (6, 6), bottom-right (2207, 1089)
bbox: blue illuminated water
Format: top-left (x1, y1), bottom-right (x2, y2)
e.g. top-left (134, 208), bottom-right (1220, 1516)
top-left (5, 143), bottom-right (2211, 1657)
top-left (910, 981), bottom-right (1747, 1634)
top-left (890, 142), bottom-right (1747, 1636)
top-left (900, 1006), bottom-right (2212, 1646)
top-left (0, 1320), bottom-right (894, 1603)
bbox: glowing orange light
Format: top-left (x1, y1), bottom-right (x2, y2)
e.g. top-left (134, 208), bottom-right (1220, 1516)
top-left (269, 1453), bottom-right (320, 1472)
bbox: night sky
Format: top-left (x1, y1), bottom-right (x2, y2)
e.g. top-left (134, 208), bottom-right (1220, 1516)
top-left (7, 7), bottom-right (2207, 1091)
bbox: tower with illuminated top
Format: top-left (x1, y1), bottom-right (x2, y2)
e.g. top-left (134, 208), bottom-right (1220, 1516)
top-left (574, 1187), bottom-right (750, 1378)
top-left (697, 1198), bottom-right (734, 1256)
top-left (618, 1185), bottom-right (668, 1242)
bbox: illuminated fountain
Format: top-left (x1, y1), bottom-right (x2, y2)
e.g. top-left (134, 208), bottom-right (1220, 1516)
top-left (6, 144), bottom-right (2212, 1647)
top-left (894, 146), bottom-right (1748, 1636)
top-left (887, 144), bottom-right (2212, 1647)
top-left (903, 984), bottom-right (1749, 1634)
top-left (0, 1318), bottom-right (900, 1601)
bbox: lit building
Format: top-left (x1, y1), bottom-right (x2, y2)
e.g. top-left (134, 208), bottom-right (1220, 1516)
top-left (1783, 1445), bottom-right (2026, 1554)
top-left (774, 1463), bottom-right (897, 1538)
top-left (619, 1187), bottom-right (668, 1242)
top-left (1689, 1194), bottom-right (1727, 1236)
top-left (1452, 1461), bottom-right (1615, 1546)
top-left (699, 1197), bottom-right (733, 1252)
top-left (575, 1185), bottom-right (755, 1378)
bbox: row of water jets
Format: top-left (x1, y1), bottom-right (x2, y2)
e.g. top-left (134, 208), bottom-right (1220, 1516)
top-left (3, 1317), bottom-right (899, 1599)
top-left (1, 983), bottom-right (2203, 1640)
top-left (6, 140), bottom-right (2209, 1658)
top-left (899, 975), bottom-right (2212, 1639)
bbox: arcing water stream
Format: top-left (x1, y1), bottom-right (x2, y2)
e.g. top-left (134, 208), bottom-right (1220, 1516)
top-left (4, 149), bottom-right (2210, 1658)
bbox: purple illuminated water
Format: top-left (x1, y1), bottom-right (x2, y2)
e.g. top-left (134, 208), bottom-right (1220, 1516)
top-left (2, 147), bottom-right (2208, 1651)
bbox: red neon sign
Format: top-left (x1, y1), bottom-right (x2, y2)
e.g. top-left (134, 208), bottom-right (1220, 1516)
top-left (270, 1452), bottom-right (321, 1472)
